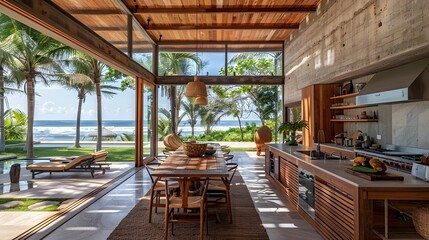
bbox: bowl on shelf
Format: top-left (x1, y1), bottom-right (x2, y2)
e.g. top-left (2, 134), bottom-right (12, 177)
top-left (182, 142), bottom-right (207, 157)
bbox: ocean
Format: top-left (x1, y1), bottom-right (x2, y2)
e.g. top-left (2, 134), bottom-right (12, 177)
top-left (33, 119), bottom-right (262, 141)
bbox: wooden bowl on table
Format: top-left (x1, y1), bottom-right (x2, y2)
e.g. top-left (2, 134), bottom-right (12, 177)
top-left (182, 142), bottom-right (207, 157)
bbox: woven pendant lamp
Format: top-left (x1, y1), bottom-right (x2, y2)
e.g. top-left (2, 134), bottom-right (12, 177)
top-left (195, 96), bottom-right (208, 105)
top-left (185, 76), bottom-right (207, 97)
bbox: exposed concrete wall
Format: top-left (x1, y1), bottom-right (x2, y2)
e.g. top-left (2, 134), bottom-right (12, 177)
top-left (284, 0), bottom-right (429, 104)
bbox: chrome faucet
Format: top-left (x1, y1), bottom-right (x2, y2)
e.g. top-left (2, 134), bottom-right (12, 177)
top-left (316, 129), bottom-right (325, 153)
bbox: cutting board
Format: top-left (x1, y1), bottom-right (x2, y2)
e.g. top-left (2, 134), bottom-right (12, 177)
top-left (345, 168), bottom-right (404, 181)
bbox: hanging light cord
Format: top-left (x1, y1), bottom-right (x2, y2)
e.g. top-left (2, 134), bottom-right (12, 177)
top-left (196, 0), bottom-right (198, 76)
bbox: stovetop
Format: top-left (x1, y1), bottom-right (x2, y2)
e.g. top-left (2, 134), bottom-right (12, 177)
top-left (357, 149), bottom-right (421, 160)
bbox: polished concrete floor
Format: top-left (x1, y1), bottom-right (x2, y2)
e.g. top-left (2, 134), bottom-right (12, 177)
top-left (32, 152), bottom-right (322, 240)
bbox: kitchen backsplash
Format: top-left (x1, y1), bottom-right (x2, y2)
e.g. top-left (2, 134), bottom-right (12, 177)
top-left (392, 101), bottom-right (429, 149)
top-left (343, 101), bottom-right (429, 149)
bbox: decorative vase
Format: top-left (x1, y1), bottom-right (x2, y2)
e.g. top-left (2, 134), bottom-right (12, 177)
top-left (163, 133), bottom-right (182, 150)
top-left (287, 130), bottom-right (298, 146)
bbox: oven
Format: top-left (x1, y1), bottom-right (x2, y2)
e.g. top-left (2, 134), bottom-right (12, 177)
top-left (298, 168), bottom-right (315, 219)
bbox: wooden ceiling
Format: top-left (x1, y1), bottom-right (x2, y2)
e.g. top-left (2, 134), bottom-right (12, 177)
top-left (51, 0), bottom-right (321, 51)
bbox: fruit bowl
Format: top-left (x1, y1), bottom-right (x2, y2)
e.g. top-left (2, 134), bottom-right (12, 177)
top-left (182, 142), bottom-right (207, 157)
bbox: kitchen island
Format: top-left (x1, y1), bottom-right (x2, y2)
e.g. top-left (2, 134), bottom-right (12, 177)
top-left (265, 143), bottom-right (429, 240)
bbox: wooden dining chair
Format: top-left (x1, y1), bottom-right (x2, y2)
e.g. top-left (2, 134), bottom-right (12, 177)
top-left (223, 154), bottom-right (234, 162)
top-left (207, 162), bottom-right (238, 224)
top-left (164, 177), bottom-right (209, 240)
top-left (144, 162), bottom-right (179, 223)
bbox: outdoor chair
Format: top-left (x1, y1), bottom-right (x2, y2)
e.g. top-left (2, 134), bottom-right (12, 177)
top-left (26, 154), bottom-right (106, 179)
top-left (164, 177), bottom-right (209, 240)
top-left (144, 162), bottom-right (179, 223)
top-left (207, 163), bottom-right (238, 224)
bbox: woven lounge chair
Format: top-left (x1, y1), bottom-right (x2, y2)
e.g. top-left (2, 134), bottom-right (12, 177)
top-left (27, 154), bottom-right (106, 179)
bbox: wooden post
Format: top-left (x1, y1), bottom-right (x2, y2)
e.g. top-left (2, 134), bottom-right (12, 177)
top-left (127, 14), bottom-right (133, 57)
top-left (135, 77), bottom-right (144, 167)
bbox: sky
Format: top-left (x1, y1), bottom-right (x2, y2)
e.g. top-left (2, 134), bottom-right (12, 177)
top-left (6, 84), bottom-right (136, 121)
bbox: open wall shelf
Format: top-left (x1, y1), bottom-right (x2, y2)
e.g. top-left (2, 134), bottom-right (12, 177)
top-left (331, 119), bottom-right (378, 122)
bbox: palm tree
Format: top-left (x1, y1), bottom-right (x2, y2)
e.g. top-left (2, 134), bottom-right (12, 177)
top-left (3, 108), bottom-right (27, 140)
top-left (63, 52), bottom-right (118, 151)
top-left (58, 73), bottom-right (119, 147)
top-left (212, 86), bottom-right (253, 141)
top-left (159, 53), bottom-right (203, 134)
top-left (181, 98), bottom-right (201, 137)
top-left (1, 15), bottom-right (73, 157)
top-left (0, 48), bottom-right (11, 151)
top-left (158, 107), bottom-right (185, 140)
top-left (200, 94), bottom-right (230, 135)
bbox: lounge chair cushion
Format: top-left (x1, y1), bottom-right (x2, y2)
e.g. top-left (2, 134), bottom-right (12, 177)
top-left (92, 150), bottom-right (108, 162)
top-left (27, 162), bottom-right (66, 171)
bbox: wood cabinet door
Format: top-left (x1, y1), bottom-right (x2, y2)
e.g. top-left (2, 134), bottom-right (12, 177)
top-left (279, 157), bottom-right (299, 210)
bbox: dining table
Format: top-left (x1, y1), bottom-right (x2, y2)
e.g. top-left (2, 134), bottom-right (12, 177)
top-left (151, 149), bottom-right (229, 179)
top-left (151, 146), bottom-right (230, 209)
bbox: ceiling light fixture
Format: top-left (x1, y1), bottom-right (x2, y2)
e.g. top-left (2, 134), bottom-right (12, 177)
top-left (185, 0), bottom-right (207, 105)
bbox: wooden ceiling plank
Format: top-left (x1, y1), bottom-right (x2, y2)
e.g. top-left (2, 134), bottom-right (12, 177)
top-left (135, 6), bottom-right (317, 14)
top-left (68, 9), bottom-right (123, 15)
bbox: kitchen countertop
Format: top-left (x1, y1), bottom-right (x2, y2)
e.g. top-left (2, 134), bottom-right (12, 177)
top-left (319, 143), bottom-right (356, 152)
top-left (267, 143), bottom-right (429, 189)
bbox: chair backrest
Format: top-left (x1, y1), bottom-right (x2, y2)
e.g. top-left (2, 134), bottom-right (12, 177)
top-left (64, 154), bottom-right (94, 170)
top-left (165, 177), bottom-right (208, 208)
top-left (144, 162), bottom-right (161, 183)
top-left (226, 163), bottom-right (238, 184)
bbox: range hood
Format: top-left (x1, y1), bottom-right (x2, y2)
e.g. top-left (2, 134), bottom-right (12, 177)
top-left (356, 58), bottom-right (429, 105)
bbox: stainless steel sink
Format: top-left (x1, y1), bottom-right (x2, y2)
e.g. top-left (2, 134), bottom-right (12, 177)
top-left (295, 150), bottom-right (341, 160)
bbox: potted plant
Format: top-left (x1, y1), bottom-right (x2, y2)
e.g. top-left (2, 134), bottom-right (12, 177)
top-left (278, 120), bottom-right (309, 145)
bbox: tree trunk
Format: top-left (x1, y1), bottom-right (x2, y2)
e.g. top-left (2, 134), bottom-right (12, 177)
top-left (169, 86), bottom-right (177, 134)
top-left (74, 92), bottom-right (84, 148)
top-left (95, 74), bottom-right (102, 151)
top-left (26, 75), bottom-right (35, 158)
top-left (237, 116), bottom-right (244, 141)
top-left (274, 86), bottom-right (279, 143)
top-left (0, 63), bottom-right (5, 151)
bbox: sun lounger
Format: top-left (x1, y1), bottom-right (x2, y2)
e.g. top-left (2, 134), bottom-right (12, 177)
top-left (49, 150), bottom-right (110, 170)
top-left (27, 153), bottom-right (107, 179)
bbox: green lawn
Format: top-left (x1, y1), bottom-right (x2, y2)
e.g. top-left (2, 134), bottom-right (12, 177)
top-left (1, 147), bottom-right (135, 161)
top-left (0, 198), bottom-right (70, 211)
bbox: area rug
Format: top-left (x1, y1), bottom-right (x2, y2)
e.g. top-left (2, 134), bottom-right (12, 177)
top-left (108, 171), bottom-right (269, 240)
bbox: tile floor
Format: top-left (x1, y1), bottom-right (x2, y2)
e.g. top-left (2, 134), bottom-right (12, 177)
top-left (32, 152), bottom-right (322, 240)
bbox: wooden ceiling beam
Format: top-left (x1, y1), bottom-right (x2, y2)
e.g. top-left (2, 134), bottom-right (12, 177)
top-left (135, 6), bottom-right (317, 14)
top-left (157, 76), bottom-right (284, 85)
top-left (113, 0), bottom-right (156, 44)
top-left (146, 23), bottom-right (299, 30)
top-left (68, 9), bottom-right (123, 15)
top-left (158, 40), bottom-right (283, 45)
